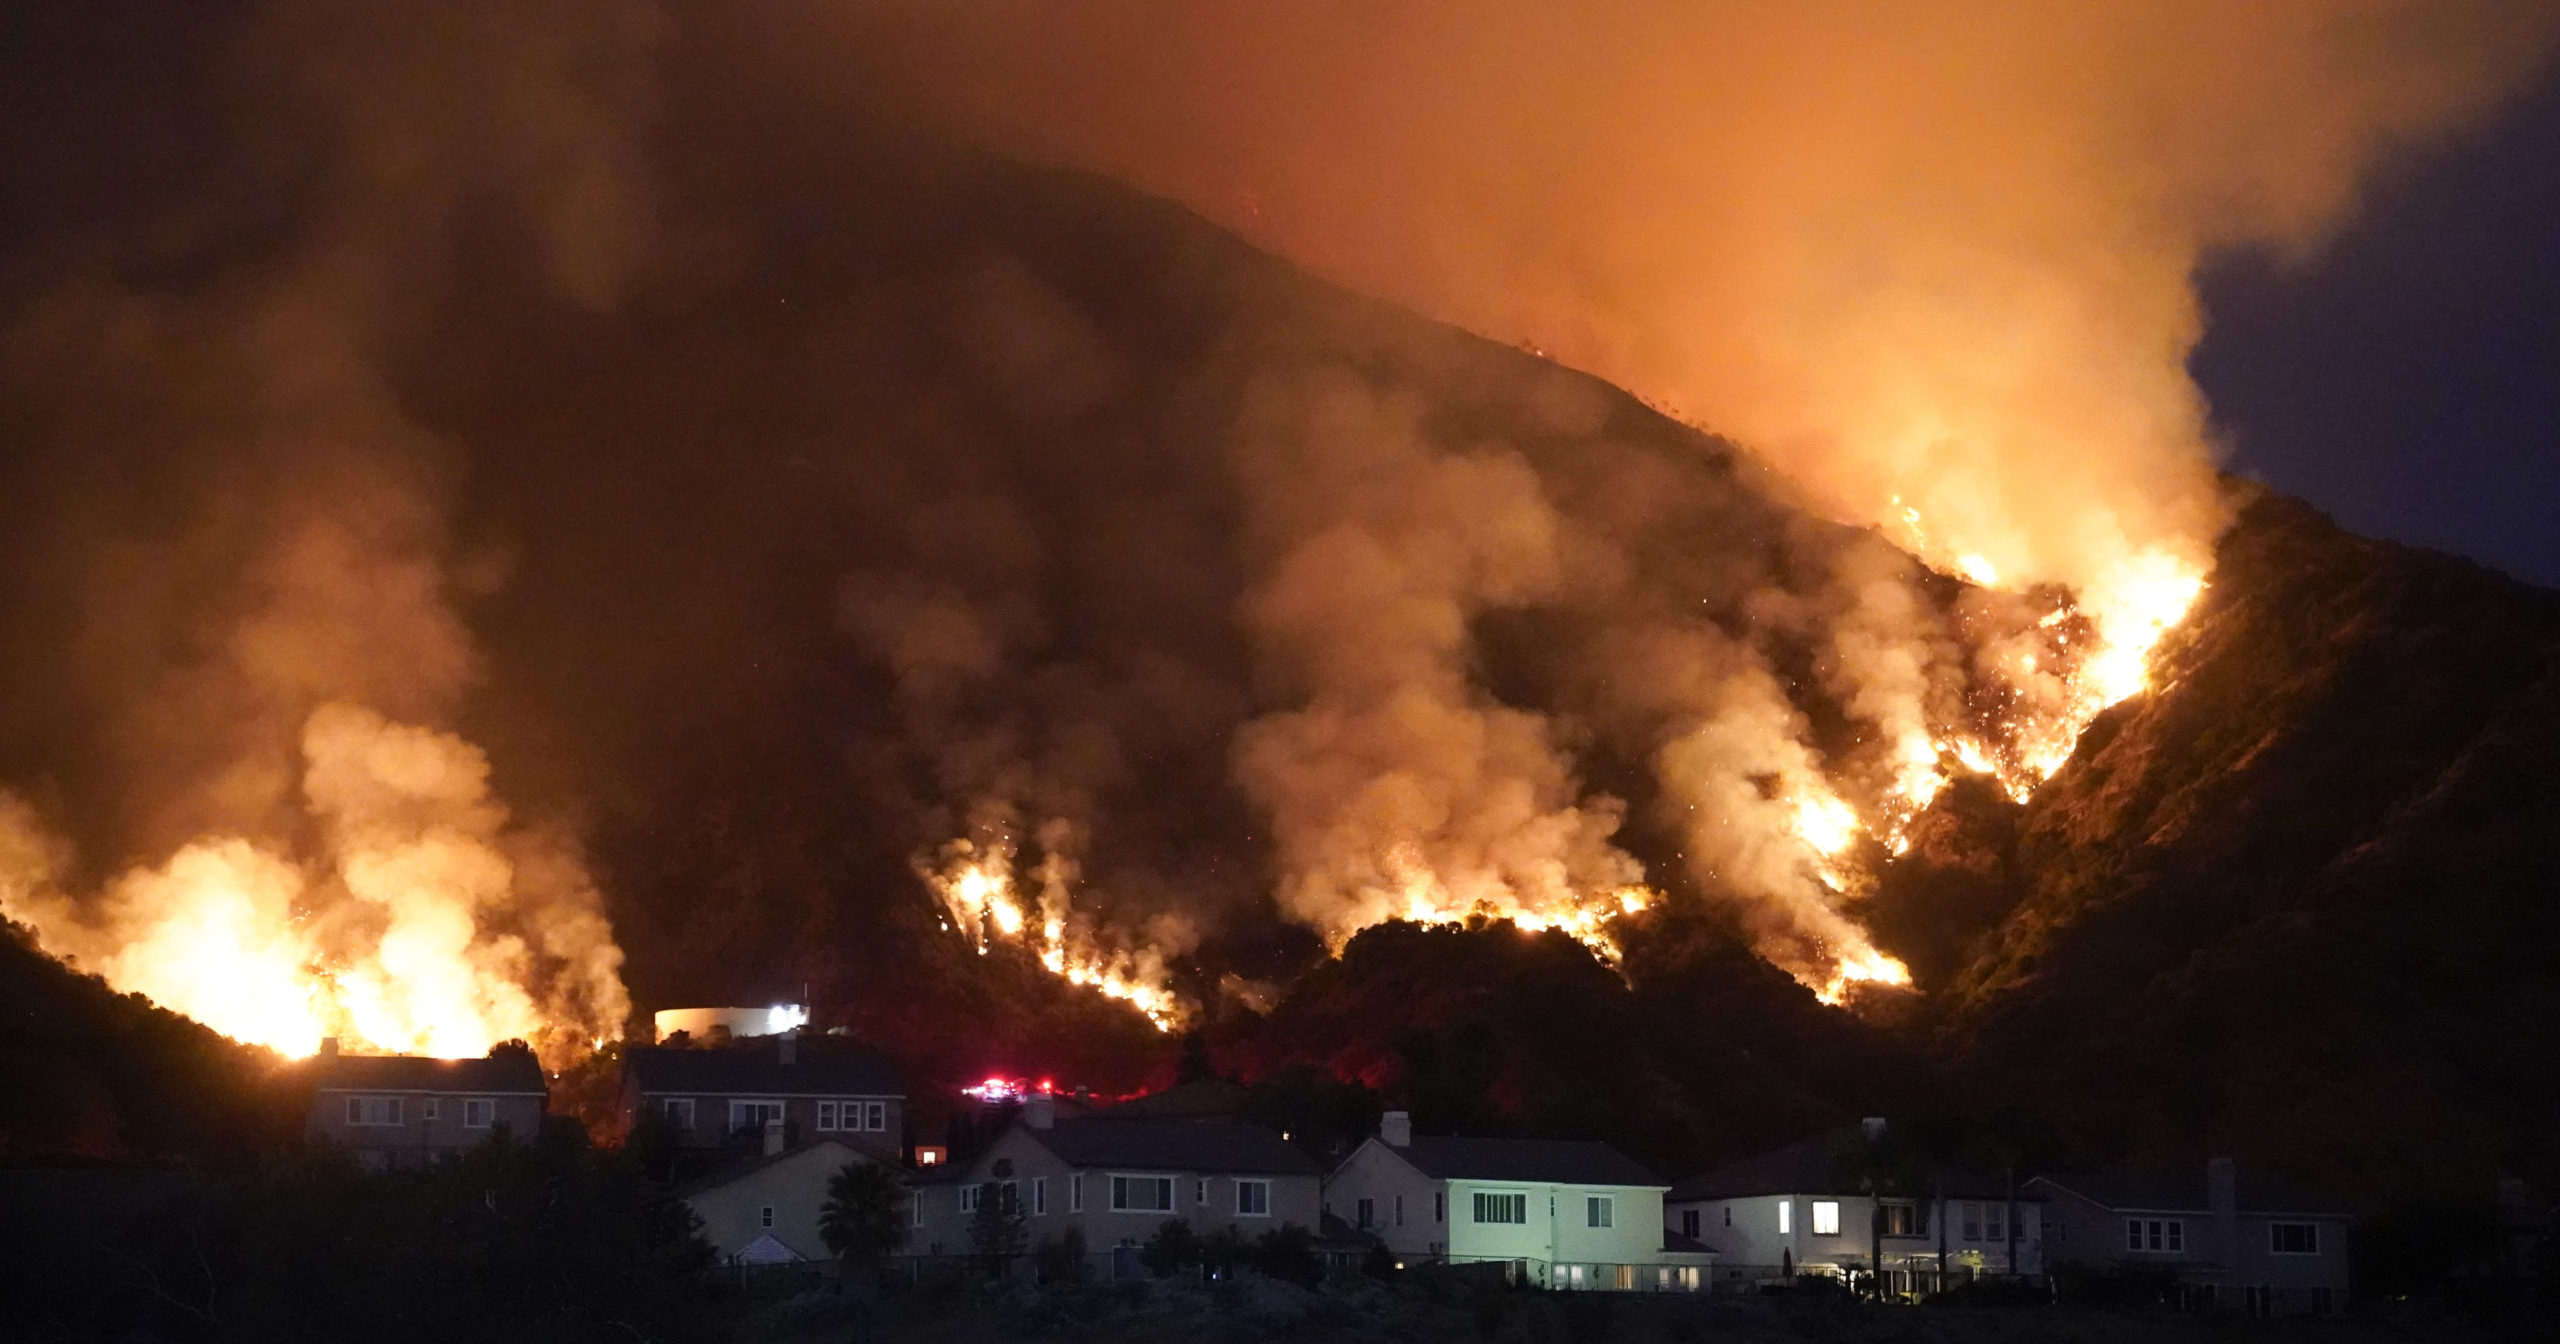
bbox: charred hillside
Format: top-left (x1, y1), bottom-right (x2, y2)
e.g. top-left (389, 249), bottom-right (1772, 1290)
top-left (1874, 492), bottom-right (2560, 1193)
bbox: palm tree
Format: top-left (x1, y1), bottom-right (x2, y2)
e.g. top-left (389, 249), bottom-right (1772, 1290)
top-left (819, 1159), bottom-right (909, 1274)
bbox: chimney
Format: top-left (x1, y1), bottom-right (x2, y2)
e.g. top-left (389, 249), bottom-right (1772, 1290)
top-left (778, 1032), bottom-right (796, 1066)
top-left (1024, 1093), bottom-right (1055, 1130)
top-left (1381, 1111), bottom-right (1412, 1148)
top-left (1861, 1116), bottom-right (1886, 1142)
top-left (319, 1036), bottom-right (340, 1061)
top-left (2208, 1156), bottom-right (2239, 1260)
top-left (763, 1117), bottom-right (785, 1157)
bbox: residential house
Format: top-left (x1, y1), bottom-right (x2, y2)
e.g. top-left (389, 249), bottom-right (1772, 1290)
top-left (1664, 1120), bottom-right (2045, 1297)
top-left (2030, 1158), bottom-right (2351, 1316)
top-left (305, 1039), bottom-right (546, 1170)
top-left (620, 1032), bottom-right (903, 1162)
top-left (679, 1136), bottom-right (878, 1266)
top-left (1323, 1112), bottom-right (1712, 1292)
top-left (909, 1094), bottom-right (1323, 1274)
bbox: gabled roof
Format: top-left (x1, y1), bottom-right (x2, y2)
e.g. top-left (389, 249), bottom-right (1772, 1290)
top-left (673, 1137), bottom-right (870, 1199)
top-left (313, 1052), bottom-right (545, 1096)
top-left (1382, 1136), bottom-right (1663, 1188)
top-left (1666, 1134), bottom-right (2033, 1202)
top-left (2026, 1172), bottom-right (2354, 1219)
top-left (1023, 1117), bottom-right (1321, 1177)
top-left (624, 1040), bottom-right (902, 1097)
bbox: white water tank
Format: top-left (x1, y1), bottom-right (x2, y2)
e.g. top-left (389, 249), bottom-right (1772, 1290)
top-left (652, 1004), bottom-right (808, 1041)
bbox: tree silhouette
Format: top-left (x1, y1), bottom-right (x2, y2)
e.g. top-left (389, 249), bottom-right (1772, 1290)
top-left (818, 1159), bottom-right (908, 1271)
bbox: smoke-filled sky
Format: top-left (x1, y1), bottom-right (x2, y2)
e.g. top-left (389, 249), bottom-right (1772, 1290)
top-left (0, 1), bottom-right (2555, 1049)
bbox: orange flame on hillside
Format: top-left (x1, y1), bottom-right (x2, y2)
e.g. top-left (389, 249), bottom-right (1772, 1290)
top-left (923, 828), bottom-right (1188, 1031)
top-left (0, 706), bottom-right (628, 1065)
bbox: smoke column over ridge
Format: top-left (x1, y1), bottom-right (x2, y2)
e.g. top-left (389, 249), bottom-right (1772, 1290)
top-left (824, 0), bottom-right (2556, 618)
top-left (0, 0), bottom-right (655, 1060)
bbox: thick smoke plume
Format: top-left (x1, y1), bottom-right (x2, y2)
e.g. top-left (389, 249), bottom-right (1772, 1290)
top-left (838, 0), bottom-right (2555, 601)
top-left (0, 0), bottom-right (653, 1060)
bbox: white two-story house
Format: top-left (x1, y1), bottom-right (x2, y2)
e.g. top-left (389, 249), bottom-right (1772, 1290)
top-left (2029, 1158), bottom-right (2351, 1316)
top-left (1664, 1119), bottom-right (2044, 1298)
top-left (909, 1095), bottom-right (1324, 1273)
top-left (1323, 1113), bottom-right (1712, 1291)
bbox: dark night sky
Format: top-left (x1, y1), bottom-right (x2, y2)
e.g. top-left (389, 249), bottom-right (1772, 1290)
top-left (2193, 57), bottom-right (2560, 589)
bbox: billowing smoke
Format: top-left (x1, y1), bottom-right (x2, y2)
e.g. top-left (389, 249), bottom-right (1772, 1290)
top-left (5, 4), bottom-right (2555, 1043)
top-left (0, 0), bottom-right (654, 1060)
top-left (829, 0), bottom-right (2555, 603)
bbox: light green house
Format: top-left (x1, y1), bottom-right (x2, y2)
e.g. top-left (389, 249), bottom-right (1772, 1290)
top-left (1323, 1113), bottom-right (1712, 1291)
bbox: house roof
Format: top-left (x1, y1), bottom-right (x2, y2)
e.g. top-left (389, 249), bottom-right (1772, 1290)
top-left (1384, 1136), bottom-right (1663, 1188)
top-left (1102, 1078), bottom-right (1249, 1121)
top-left (624, 1039), bottom-right (902, 1098)
top-left (673, 1137), bottom-right (871, 1199)
top-left (2026, 1172), bottom-right (2354, 1218)
top-left (1024, 1117), bottom-right (1322, 1177)
top-left (1666, 1134), bottom-right (2034, 1202)
top-left (1663, 1229), bottom-right (1716, 1255)
top-left (312, 1052), bottom-right (545, 1096)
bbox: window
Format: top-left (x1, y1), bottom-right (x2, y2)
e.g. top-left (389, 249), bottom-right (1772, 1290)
top-left (1962, 1202), bottom-right (1982, 1241)
top-left (1681, 1209), bottom-right (1700, 1239)
top-left (2244, 1285), bottom-right (2272, 1318)
top-left (817, 1100), bottom-right (836, 1130)
top-left (1071, 1174), bottom-right (1083, 1212)
top-left (1779, 1201), bottom-right (1792, 1235)
top-left (864, 1100), bottom-right (886, 1131)
top-left (1033, 1178), bottom-right (1047, 1216)
top-left (344, 1097), bottom-right (402, 1126)
top-left (1237, 1180), bottom-right (1271, 1216)
top-left (908, 1194), bottom-right (924, 1228)
top-left (1883, 1202), bottom-right (1925, 1237)
top-left (959, 1185), bottom-right (980, 1214)
top-left (1434, 1191), bottom-right (1445, 1223)
top-left (1395, 1194), bottom-right (1404, 1226)
top-left (1722, 1205), bottom-right (1731, 1228)
top-left (2125, 1218), bottom-right (2185, 1252)
top-left (422, 1098), bottom-right (440, 1123)
top-left (1613, 1265), bottom-right (1635, 1291)
top-left (1111, 1176), bottom-right (1175, 1213)
top-left (463, 1099), bottom-right (496, 1129)
top-left (1984, 1203), bottom-right (2005, 1241)
top-left (1356, 1198), bottom-right (1375, 1230)
top-left (661, 1098), bottom-right (694, 1129)
top-left (1812, 1201), bottom-right (1841, 1236)
top-left (729, 1100), bottom-right (783, 1133)
top-left (1472, 1192), bottom-right (1528, 1225)
top-left (1197, 1179), bottom-right (1207, 1207)
top-left (759, 1205), bottom-right (775, 1229)
top-left (2270, 1222), bottom-right (2320, 1255)
top-left (1586, 1196), bottom-right (1614, 1229)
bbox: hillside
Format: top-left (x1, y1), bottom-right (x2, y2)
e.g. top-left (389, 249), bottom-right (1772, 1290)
top-left (1881, 492), bottom-right (2560, 1195)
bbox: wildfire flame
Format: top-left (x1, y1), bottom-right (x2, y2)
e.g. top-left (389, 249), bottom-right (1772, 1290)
top-left (0, 706), bottom-right (629, 1065)
top-left (923, 831), bottom-right (1187, 1031)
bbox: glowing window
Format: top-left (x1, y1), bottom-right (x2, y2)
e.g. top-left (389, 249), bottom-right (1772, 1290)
top-left (1812, 1201), bottom-right (1841, 1236)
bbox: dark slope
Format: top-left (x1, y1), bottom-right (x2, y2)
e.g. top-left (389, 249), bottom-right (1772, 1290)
top-left (1882, 491), bottom-right (2560, 1194)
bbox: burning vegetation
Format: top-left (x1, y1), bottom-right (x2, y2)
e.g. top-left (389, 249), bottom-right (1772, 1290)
top-left (1, 1), bottom-right (2551, 1054)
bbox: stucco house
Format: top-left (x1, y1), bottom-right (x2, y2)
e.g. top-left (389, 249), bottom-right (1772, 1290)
top-left (2029, 1158), bottom-right (2351, 1316)
top-left (909, 1096), bottom-right (1323, 1272)
top-left (678, 1137), bottom-right (877, 1266)
top-left (1664, 1120), bottom-right (2045, 1297)
top-left (1323, 1113), bottom-right (1711, 1291)
top-left (305, 1039), bottom-right (546, 1170)
top-left (620, 1031), bottom-right (903, 1162)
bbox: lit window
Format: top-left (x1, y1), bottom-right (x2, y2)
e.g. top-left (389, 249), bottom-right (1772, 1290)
top-left (1587, 1196), bottom-right (1614, 1229)
top-left (1238, 1180), bottom-right (1271, 1216)
top-left (1779, 1201), bottom-right (1792, 1235)
top-left (1812, 1202), bottom-right (1841, 1236)
top-left (463, 1099), bottom-right (496, 1128)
